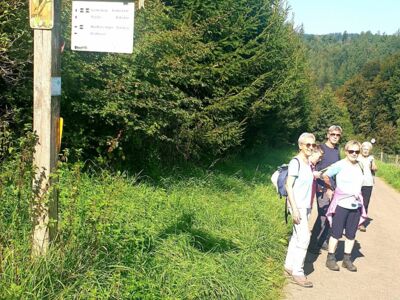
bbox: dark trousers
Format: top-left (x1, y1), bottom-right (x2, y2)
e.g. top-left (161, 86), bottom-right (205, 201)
top-left (309, 192), bottom-right (330, 250)
top-left (361, 186), bottom-right (373, 214)
top-left (331, 206), bottom-right (361, 240)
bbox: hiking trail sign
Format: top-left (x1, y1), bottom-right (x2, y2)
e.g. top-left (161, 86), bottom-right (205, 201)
top-left (71, 1), bottom-right (134, 53)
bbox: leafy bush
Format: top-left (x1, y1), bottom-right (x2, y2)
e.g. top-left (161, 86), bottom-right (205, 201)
top-left (0, 0), bottom-right (31, 85)
top-left (61, 0), bottom-right (310, 164)
top-left (0, 0), bottom-right (33, 138)
top-left (1, 0), bottom-right (309, 167)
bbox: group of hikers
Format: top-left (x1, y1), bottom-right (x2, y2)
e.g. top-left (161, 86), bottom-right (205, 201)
top-left (283, 125), bottom-right (377, 288)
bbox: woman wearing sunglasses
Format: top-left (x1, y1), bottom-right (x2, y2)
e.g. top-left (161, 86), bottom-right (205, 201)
top-left (318, 140), bottom-right (368, 272)
top-left (284, 133), bottom-right (316, 288)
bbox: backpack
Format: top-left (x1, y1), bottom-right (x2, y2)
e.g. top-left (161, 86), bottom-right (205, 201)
top-left (271, 158), bottom-right (300, 223)
top-left (271, 158), bottom-right (300, 198)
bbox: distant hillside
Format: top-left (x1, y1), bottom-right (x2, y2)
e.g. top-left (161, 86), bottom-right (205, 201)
top-left (303, 31), bottom-right (400, 89)
top-left (338, 52), bottom-right (400, 152)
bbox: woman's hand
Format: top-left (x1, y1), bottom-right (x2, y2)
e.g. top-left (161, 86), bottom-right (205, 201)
top-left (292, 208), bottom-right (301, 224)
top-left (313, 171), bottom-right (321, 179)
top-left (326, 189), bottom-right (334, 201)
top-left (371, 158), bottom-right (378, 172)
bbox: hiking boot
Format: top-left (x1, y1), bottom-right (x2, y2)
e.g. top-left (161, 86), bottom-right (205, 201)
top-left (291, 275), bottom-right (313, 288)
top-left (342, 253), bottom-right (357, 272)
top-left (358, 225), bottom-right (366, 232)
top-left (326, 253), bottom-right (340, 271)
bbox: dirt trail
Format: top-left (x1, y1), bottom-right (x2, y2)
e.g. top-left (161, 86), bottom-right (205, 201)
top-left (284, 177), bottom-right (400, 300)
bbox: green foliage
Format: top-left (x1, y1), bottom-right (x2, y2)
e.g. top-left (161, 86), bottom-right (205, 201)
top-left (303, 32), bottom-right (400, 89)
top-left (0, 145), bottom-right (294, 299)
top-left (0, 116), bottom-right (36, 274)
top-left (0, 0), bottom-right (33, 132)
top-left (60, 0), bottom-right (310, 164)
top-left (1, 0), bottom-right (310, 167)
top-left (307, 86), bottom-right (353, 142)
top-left (0, 0), bottom-right (31, 86)
top-left (340, 53), bottom-right (400, 152)
top-left (376, 161), bottom-right (400, 191)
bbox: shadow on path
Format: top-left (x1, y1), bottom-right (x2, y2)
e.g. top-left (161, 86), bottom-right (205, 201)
top-left (304, 240), bottom-right (364, 275)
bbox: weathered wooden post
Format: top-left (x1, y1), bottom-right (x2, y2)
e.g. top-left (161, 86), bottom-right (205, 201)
top-left (30, 0), bottom-right (61, 256)
top-left (138, 0), bottom-right (145, 9)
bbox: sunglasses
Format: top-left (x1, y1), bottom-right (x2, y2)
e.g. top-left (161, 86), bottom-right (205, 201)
top-left (329, 133), bottom-right (341, 137)
top-left (304, 143), bottom-right (317, 148)
top-left (347, 150), bottom-right (360, 155)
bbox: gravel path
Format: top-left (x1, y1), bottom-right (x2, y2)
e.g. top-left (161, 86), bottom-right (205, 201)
top-left (284, 177), bottom-right (400, 300)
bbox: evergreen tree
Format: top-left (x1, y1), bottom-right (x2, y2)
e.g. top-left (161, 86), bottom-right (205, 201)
top-left (61, 0), bottom-right (310, 164)
top-left (303, 32), bottom-right (400, 89)
top-left (340, 53), bottom-right (400, 152)
top-left (309, 86), bottom-right (353, 142)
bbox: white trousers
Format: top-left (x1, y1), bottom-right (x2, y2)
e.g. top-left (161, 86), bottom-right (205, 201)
top-left (284, 208), bottom-right (311, 276)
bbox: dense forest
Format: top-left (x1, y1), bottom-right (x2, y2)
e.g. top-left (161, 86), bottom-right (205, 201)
top-left (303, 31), bottom-right (400, 89)
top-left (303, 32), bottom-right (400, 150)
top-left (1, 1), bottom-right (400, 161)
top-left (2, 0), bottom-right (311, 169)
top-left (340, 53), bottom-right (400, 152)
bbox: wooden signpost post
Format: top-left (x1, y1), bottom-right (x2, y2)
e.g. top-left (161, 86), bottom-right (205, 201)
top-left (30, 0), bottom-right (61, 256)
top-left (29, 0), bottom-right (140, 256)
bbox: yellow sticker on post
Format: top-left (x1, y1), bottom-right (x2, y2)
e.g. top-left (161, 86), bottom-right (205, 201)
top-left (29, 0), bottom-right (54, 29)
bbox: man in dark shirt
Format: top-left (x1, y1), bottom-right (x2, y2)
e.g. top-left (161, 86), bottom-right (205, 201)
top-left (308, 125), bottom-right (342, 254)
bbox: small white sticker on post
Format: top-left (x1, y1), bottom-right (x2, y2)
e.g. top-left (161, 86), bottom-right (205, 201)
top-left (51, 77), bottom-right (62, 96)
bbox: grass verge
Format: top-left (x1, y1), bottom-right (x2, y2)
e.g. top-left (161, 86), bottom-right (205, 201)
top-left (0, 145), bottom-right (295, 299)
top-left (376, 160), bottom-right (400, 191)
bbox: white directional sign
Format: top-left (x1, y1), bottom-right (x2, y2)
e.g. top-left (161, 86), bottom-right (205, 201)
top-left (71, 1), bottom-right (134, 53)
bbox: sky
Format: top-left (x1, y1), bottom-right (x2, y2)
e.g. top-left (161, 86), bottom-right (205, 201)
top-left (287, 0), bottom-right (400, 35)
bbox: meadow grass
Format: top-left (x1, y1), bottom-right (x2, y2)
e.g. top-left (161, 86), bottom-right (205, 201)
top-left (376, 160), bottom-right (400, 191)
top-left (0, 145), bottom-right (296, 299)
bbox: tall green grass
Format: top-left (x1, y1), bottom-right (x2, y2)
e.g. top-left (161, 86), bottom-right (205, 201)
top-left (376, 161), bottom-right (400, 191)
top-left (0, 145), bottom-right (295, 299)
